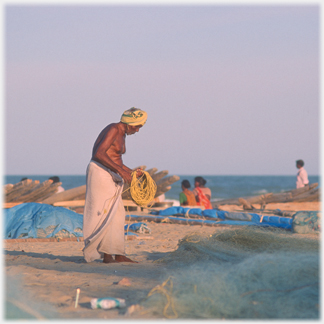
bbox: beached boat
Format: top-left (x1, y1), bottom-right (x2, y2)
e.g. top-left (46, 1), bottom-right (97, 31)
top-left (4, 174), bottom-right (319, 212)
top-left (3, 166), bottom-right (180, 209)
top-left (212, 182), bottom-right (320, 209)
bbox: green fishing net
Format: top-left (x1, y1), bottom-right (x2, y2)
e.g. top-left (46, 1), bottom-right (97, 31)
top-left (138, 227), bottom-right (319, 319)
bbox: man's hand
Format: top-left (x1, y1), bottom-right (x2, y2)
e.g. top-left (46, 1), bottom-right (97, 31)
top-left (136, 168), bottom-right (143, 178)
top-left (121, 170), bottom-right (132, 184)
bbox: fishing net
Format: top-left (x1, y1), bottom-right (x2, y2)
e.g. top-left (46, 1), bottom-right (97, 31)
top-left (5, 275), bottom-right (59, 320)
top-left (137, 227), bottom-right (319, 319)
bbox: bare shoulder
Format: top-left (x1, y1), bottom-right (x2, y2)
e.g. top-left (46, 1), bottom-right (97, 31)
top-left (92, 122), bottom-right (123, 157)
top-left (100, 123), bottom-right (120, 138)
top-left (106, 122), bottom-right (119, 132)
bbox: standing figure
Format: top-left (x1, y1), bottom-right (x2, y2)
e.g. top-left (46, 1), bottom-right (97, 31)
top-left (179, 180), bottom-right (197, 206)
top-left (192, 176), bottom-right (212, 209)
top-left (296, 159), bottom-right (309, 189)
top-left (83, 107), bottom-right (147, 263)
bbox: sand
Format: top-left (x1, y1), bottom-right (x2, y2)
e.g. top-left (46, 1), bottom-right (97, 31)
top-left (4, 201), bottom-right (320, 320)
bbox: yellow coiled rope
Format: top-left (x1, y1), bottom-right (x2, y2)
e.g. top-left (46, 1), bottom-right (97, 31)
top-left (99, 169), bottom-right (157, 220)
top-left (128, 170), bottom-right (157, 207)
top-left (97, 169), bottom-right (156, 238)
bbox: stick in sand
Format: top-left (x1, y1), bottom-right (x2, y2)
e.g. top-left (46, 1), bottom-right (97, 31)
top-left (75, 288), bottom-right (80, 308)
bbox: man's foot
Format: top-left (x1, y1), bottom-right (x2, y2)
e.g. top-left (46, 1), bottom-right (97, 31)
top-left (115, 255), bottom-right (138, 263)
top-left (103, 254), bottom-right (118, 263)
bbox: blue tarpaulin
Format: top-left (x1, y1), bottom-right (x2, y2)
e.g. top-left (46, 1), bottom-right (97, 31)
top-left (4, 203), bottom-right (83, 239)
top-left (149, 206), bottom-right (293, 229)
top-left (4, 203), bottom-right (151, 239)
top-left (127, 214), bottom-right (293, 229)
top-left (4, 203), bottom-right (319, 239)
top-left (151, 206), bottom-right (287, 222)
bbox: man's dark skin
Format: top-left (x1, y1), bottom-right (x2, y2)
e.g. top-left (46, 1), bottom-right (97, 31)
top-left (91, 121), bottom-right (143, 263)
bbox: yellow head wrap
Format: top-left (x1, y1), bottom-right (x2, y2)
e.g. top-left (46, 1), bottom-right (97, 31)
top-left (120, 107), bottom-right (147, 126)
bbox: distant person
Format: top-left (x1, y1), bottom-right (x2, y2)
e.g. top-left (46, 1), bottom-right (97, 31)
top-left (179, 180), bottom-right (197, 206)
top-left (296, 160), bottom-right (309, 189)
top-left (49, 176), bottom-right (65, 193)
top-left (192, 176), bottom-right (212, 209)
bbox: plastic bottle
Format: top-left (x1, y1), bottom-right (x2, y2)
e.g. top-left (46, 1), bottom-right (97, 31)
top-left (90, 297), bottom-right (126, 310)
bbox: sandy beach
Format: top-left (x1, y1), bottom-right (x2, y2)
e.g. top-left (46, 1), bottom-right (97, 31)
top-left (4, 201), bottom-right (320, 320)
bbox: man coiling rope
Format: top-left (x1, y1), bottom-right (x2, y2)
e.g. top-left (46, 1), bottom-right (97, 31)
top-left (83, 107), bottom-right (151, 264)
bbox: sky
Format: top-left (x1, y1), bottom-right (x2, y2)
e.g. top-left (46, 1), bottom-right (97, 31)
top-left (3, 1), bottom-right (321, 176)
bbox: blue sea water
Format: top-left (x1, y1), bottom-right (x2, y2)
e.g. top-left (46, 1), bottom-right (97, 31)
top-left (4, 174), bottom-right (320, 203)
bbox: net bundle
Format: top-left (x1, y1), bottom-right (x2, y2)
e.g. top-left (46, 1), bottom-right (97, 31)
top-left (129, 171), bottom-right (157, 207)
top-left (136, 227), bottom-right (319, 319)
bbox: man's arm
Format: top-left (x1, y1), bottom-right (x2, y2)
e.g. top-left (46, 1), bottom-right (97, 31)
top-left (122, 164), bottom-right (133, 173)
top-left (92, 126), bottom-right (132, 183)
top-left (121, 165), bottom-right (144, 178)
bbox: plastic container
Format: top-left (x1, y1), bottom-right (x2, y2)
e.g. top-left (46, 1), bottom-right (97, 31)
top-left (90, 297), bottom-right (126, 310)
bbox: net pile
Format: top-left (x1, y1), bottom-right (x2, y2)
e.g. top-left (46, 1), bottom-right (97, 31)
top-left (138, 227), bottom-right (319, 319)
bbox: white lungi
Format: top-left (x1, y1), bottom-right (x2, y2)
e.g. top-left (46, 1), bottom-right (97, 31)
top-left (83, 160), bottom-right (125, 262)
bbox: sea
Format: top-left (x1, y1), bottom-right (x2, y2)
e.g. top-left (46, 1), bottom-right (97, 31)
top-left (4, 174), bottom-right (320, 203)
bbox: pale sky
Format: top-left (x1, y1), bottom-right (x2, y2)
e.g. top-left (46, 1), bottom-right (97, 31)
top-left (3, 2), bottom-right (320, 176)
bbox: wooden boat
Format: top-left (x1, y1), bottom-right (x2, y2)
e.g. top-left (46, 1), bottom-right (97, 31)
top-left (3, 166), bottom-right (180, 209)
top-left (212, 182), bottom-right (320, 209)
